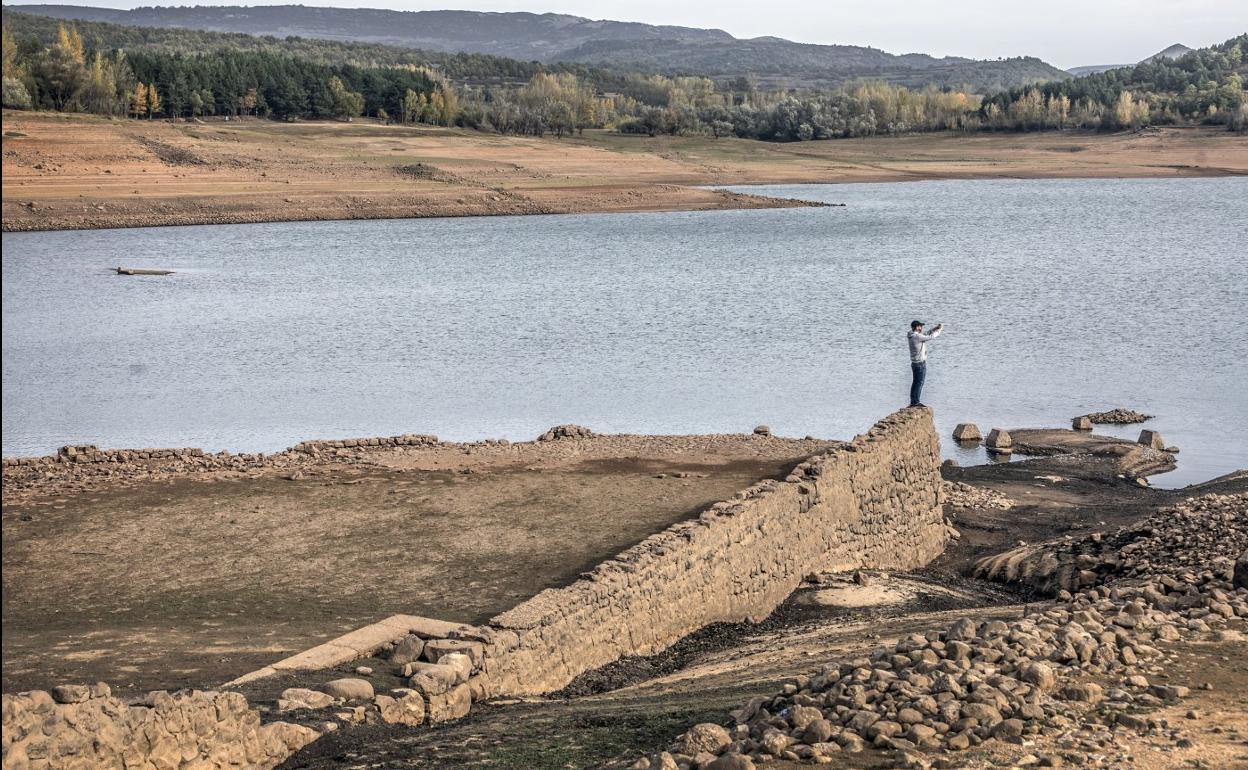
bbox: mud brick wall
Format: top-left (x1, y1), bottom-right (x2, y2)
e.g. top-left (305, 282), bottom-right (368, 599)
top-left (1, 686), bottom-right (317, 770)
top-left (484, 408), bottom-right (946, 696)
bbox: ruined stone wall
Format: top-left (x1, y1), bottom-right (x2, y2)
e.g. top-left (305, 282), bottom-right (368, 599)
top-left (484, 408), bottom-right (946, 696)
top-left (1, 686), bottom-right (317, 770)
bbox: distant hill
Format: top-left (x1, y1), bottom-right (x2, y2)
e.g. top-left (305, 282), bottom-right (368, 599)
top-left (1067, 43), bottom-right (1196, 77)
top-left (1145, 43), bottom-right (1195, 61)
top-left (1066, 64), bottom-right (1129, 76)
top-left (6, 4), bottom-right (1069, 91)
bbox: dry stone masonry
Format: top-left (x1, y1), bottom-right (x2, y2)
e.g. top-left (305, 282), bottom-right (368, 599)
top-left (1, 687), bottom-right (317, 770)
top-left (484, 408), bottom-right (946, 696)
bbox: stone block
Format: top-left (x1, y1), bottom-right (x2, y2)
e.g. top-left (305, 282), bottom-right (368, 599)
top-left (424, 639), bottom-right (485, 668)
top-left (952, 423), bottom-right (981, 442)
top-left (985, 429), bottom-right (1012, 451)
top-left (1138, 430), bottom-right (1165, 450)
top-left (425, 683), bottom-right (472, 723)
top-left (1072, 416), bottom-right (1092, 430)
top-left (277, 688), bottom-right (335, 711)
top-left (407, 662), bottom-right (461, 696)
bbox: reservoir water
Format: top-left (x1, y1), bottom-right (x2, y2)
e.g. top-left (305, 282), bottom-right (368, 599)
top-left (3, 177), bottom-right (1246, 487)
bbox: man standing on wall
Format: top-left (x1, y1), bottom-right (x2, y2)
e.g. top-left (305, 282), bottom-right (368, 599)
top-left (908, 320), bottom-right (944, 408)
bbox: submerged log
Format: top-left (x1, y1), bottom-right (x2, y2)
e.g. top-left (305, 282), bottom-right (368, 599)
top-left (116, 267), bottom-right (174, 276)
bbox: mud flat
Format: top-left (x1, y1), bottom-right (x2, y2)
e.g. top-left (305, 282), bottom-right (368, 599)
top-left (4, 112), bottom-right (1245, 231)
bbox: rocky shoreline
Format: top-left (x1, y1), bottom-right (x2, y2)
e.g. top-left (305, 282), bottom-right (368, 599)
top-left (0, 427), bottom-right (833, 506)
top-left (633, 492), bottom-right (1248, 770)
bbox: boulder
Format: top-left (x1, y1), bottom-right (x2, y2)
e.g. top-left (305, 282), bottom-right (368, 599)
top-left (1138, 429), bottom-right (1165, 450)
top-left (706, 755), bottom-right (755, 770)
top-left (1235, 551), bottom-right (1248, 590)
top-left (1020, 662), bottom-right (1057, 691)
top-left (389, 634), bottom-right (425, 665)
top-left (1072, 416), bottom-right (1092, 430)
top-left (672, 723), bottom-right (732, 755)
top-left (753, 425), bottom-right (772, 437)
top-left (320, 678), bottom-right (374, 703)
top-left (374, 688), bottom-right (425, 726)
top-left (278, 687), bottom-right (335, 711)
top-left (50, 684), bottom-right (91, 704)
top-left (952, 423), bottom-right (981, 442)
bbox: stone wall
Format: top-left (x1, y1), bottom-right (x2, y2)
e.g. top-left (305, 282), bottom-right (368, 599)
top-left (483, 408), bottom-right (946, 696)
top-left (1, 409), bottom-right (944, 762)
top-left (1, 686), bottom-right (317, 770)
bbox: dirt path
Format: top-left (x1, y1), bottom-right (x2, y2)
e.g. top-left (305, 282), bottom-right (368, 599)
top-left (4, 113), bottom-right (1244, 231)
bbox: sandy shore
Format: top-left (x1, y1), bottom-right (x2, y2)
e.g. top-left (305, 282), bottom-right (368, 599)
top-left (3, 112), bottom-right (1244, 232)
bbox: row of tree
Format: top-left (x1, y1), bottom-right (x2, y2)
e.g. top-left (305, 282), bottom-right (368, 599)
top-left (982, 36), bottom-right (1247, 130)
top-left (3, 16), bottom-right (1245, 138)
top-left (2, 24), bottom-right (442, 120)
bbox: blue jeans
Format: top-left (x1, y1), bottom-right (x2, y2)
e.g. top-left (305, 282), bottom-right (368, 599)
top-left (910, 361), bottom-right (927, 406)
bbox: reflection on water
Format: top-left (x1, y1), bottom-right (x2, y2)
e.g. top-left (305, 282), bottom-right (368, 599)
top-left (3, 177), bottom-right (1247, 488)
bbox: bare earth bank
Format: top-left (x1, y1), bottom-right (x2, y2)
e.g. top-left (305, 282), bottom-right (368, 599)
top-left (3, 112), bottom-right (1245, 231)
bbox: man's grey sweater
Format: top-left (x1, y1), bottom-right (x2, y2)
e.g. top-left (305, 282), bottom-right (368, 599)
top-left (908, 328), bottom-right (942, 362)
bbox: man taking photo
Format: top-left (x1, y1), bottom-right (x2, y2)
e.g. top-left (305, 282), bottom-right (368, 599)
top-left (907, 320), bottom-right (944, 408)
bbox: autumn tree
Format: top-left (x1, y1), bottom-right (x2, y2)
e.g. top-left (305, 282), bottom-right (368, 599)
top-left (129, 81), bottom-right (147, 117)
top-left (146, 81), bottom-right (161, 117)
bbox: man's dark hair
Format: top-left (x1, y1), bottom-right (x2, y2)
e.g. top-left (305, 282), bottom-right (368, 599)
top-left (911, 320), bottom-right (924, 330)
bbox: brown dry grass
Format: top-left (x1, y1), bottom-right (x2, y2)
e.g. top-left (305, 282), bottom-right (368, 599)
top-left (3, 111), bottom-right (1244, 231)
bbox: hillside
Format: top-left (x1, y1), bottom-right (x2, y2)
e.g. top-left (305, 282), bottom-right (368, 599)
top-left (1067, 43), bottom-right (1197, 78)
top-left (1147, 42), bottom-right (1195, 61)
top-left (557, 38), bottom-right (1066, 91)
top-left (8, 3), bottom-right (1068, 90)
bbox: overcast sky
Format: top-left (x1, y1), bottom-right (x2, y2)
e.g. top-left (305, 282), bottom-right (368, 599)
top-left (44, 0), bottom-right (1248, 69)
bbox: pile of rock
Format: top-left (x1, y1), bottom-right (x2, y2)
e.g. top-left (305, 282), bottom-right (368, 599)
top-left (975, 493), bottom-right (1247, 594)
top-left (943, 481), bottom-right (1014, 510)
top-left (538, 424), bottom-right (595, 441)
top-left (630, 494), bottom-right (1248, 770)
top-left (291, 434), bottom-right (439, 453)
top-left (275, 627), bottom-right (494, 731)
top-left (1079, 409), bottom-right (1153, 425)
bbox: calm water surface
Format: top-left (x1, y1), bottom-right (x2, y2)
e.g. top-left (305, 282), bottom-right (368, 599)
top-left (3, 177), bottom-right (1246, 487)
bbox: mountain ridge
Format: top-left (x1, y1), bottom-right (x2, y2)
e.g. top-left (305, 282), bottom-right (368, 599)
top-left (1067, 42), bottom-right (1195, 76)
top-left (6, 3), bottom-right (1069, 90)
